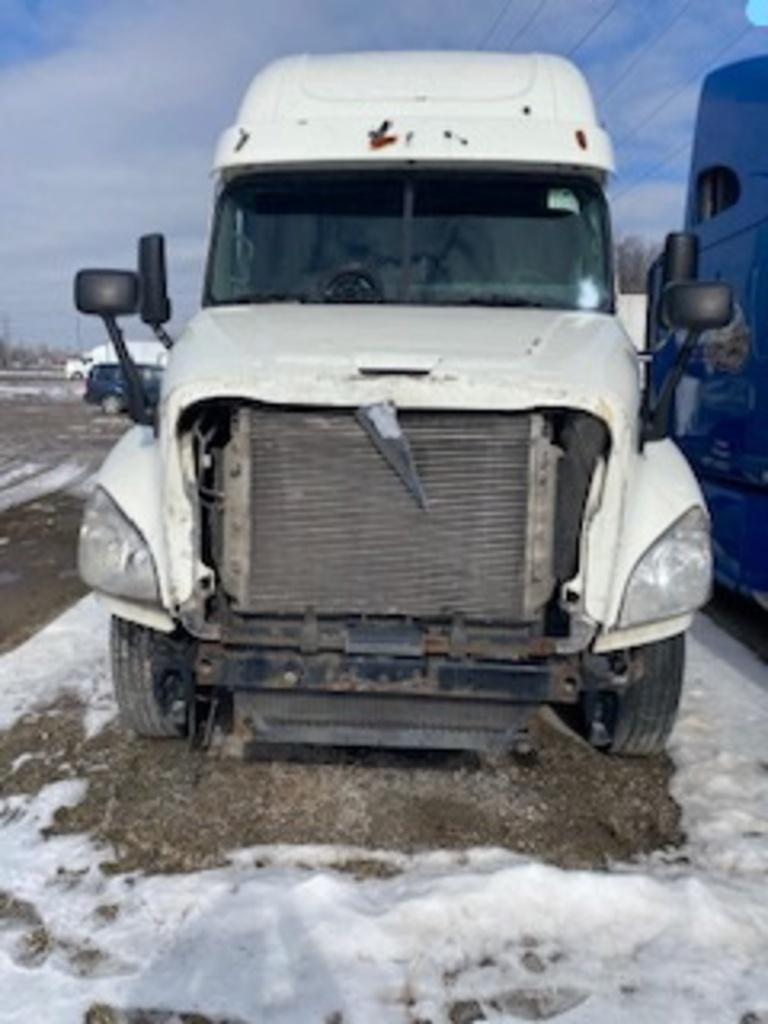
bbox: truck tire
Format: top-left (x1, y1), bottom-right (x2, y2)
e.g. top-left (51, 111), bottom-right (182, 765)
top-left (599, 634), bottom-right (685, 757)
top-left (110, 617), bottom-right (185, 738)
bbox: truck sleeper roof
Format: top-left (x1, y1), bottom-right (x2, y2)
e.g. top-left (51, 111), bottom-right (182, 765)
top-left (214, 51), bottom-right (614, 178)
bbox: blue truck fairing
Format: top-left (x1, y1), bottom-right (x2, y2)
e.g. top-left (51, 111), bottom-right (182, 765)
top-left (658, 56), bottom-right (768, 603)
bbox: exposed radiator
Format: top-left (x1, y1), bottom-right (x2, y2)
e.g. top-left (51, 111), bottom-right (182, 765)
top-left (220, 406), bottom-right (558, 622)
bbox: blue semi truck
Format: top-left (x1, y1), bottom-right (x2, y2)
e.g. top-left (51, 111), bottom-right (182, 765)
top-left (652, 56), bottom-right (768, 609)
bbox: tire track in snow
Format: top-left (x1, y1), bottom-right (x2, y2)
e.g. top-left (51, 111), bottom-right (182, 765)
top-left (0, 460), bottom-right (92, 514)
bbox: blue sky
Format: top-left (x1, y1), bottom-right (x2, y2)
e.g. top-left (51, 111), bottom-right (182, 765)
top-left (0, 0), bottom-right (766, 346)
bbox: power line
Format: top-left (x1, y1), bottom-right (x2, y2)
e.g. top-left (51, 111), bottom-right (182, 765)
top-left (611, 138), bottom-right (691, 203)
top-left (477, 0), bottom-right (516, 49)
top-left (601, 0), bottom-right (694, 104)
top-left (506, 0), bottom-right (548, 49)
top-left (568, 0), bottom-right (623, 58)
top-left (616, 24), bottom-right (753, 146)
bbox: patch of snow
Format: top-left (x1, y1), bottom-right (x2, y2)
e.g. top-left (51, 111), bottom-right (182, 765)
top-left (0, 382), bottom-right (76, 401)
top-left (0, 597), bottom-right (115, 737)
top-left (0, 460), bottom-right (44, 490)
top-left (0, 371), bottom-right (63, 380)
top-left (0, 461), bottom-right (91, 514)
top-left (0, 609), bottom-right (767, 1022)
top-left (65, 471), bottom-right (98, 500)
top-left (669, 615), bottom-right (768, 875)
top-left (10, 752), bottom-right (39, 774)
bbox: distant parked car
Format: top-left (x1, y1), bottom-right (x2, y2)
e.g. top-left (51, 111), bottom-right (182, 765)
top-left (66, 355), bottom-right (93, 380)
top-left (84, 362), bottom-right (163, 415)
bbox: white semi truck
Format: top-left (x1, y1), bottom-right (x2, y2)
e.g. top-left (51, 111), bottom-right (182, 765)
top-left (74, 52), bottom-right (731, 756)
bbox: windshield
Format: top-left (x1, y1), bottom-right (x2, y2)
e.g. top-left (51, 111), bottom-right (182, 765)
top-left (138, 365), bottom-right (164, 385)
top-left (206, 173), bottom-right (613, 312)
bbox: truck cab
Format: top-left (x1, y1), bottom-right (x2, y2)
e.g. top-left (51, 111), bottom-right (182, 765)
top-left (74, 52), bottom-right (729, 757)
top-left (652, 56), bottom-right (768, 609)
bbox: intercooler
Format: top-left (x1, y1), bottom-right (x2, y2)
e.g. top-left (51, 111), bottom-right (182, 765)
top-left (219, 406), bottom-right (559, 623)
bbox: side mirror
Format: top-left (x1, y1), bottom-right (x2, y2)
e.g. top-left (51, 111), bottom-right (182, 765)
top-left (138, 234), bottom-right (171, 326)
top-left (74, 269), bottom-right (139, 318)
top-left (662, 231), bottom-right (699, 286)
top-left (644, 280), bottom-right (735, 443)
top-left (661, 281), bottom-right (734, 333)
top-left (73, 267), bottom-right (148, 425)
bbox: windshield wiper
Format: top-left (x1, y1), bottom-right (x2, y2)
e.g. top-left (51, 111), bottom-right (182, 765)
top-left (451, 296), bottom-right (552, 309)
top-left (225, 292), bottom-right (310, 305)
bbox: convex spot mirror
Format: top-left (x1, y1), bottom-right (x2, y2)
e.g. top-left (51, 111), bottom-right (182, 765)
top-left (138, 234), bottom-right (171, 327)
top-left (75, 269), bottom-right (139, 318)
top-left (662, 231), bottom-right (699, 286)
top-left (661, 281), bottom-right (734, 333)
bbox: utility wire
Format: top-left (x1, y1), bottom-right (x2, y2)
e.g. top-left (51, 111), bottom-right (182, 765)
top-left (568, 0), bottom-right (623, 58)
top-left (616, 24), bottom-right (753, 145)
top-left (611, 139), bottom-right (691, 203)
top-left (601, 0), bottom-right (694, 103)
top-left (612, 25), bottom-right (754, 202)
top-left (477, 0), bottom-right (516, 49)
top-left (506, 0), bottom-right (548, 49)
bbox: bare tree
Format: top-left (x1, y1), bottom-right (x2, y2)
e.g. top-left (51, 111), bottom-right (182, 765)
top-left (616, 236), bottom-right (662, 294)
top-left (0, 339), bottom-right (63, 369)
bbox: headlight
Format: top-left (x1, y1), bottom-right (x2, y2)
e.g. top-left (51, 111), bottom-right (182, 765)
top-left (619, 507), bottom-right (712, 628)
top-left (78, 487), bottom-right (160, 603)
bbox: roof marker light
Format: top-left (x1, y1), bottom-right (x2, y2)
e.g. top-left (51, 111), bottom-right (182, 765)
top-left (576, 130), bottom-right (588, 150)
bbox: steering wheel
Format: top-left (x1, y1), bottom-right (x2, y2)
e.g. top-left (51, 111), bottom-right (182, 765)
top-left (322, 264), bottom-right (384, 304)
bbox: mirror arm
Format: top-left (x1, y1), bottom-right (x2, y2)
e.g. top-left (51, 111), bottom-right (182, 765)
top-left (150, 323), bottom-right (174, 350)
top-left (642, 330), bottom-right (701, 444)
top-left (101, 315), bottom-right (152, 426)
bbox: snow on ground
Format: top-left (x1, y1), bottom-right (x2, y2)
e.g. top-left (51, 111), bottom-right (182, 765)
top-left (0, 462), bottom-right (44, 490)
top-left (1, 601), bottom-right (767, 1023)
top-left (0, 599), bottom-right (113, 737)
top-left (0, 461), bottom-right (92, 514)
top-left (0, 380), bottom-right (76, 402)
top-left (0, 372), bottom-right (63, 379)
top-left (671, 616), bottom-right (768, 876)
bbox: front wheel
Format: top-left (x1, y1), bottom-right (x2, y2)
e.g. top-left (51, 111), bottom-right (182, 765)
top-left (110, 617), bottom-right (187, 737)
top-left (585, 634), bottom-right (685, 757)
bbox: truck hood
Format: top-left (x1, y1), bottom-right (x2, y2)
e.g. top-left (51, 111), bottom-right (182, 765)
top-left (165, 304), bottom-right (640, 435)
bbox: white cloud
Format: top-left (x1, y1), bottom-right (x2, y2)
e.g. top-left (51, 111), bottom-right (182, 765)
top-left (2, 0), bottom-right (502, 346)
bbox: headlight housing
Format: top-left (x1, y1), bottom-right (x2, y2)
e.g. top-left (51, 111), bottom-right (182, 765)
top-left (78, 487), bottom-right (160, 603)
top-left (619, 506), bottom-right (712, 628)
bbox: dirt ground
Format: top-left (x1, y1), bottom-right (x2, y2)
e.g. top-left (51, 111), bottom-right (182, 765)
top-left (0, 374), bottom-right (762, 877)
top-left (0, 377), bottom-right (124, 649)
top-left (0, 493), bottom-right (89, 653)
top-left (1, 696), bottom-right (682, 874)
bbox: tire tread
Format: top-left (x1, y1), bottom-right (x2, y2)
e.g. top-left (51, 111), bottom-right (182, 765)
top-left (110, 617), bottom-right (180, 738)
top-left (609, 634), bottom-right (685, 757)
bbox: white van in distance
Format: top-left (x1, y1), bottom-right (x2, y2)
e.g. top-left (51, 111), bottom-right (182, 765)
top-left (74, 52), bottom-right (731, 757)
top-left (65, 340), bottom-right (166, 380)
